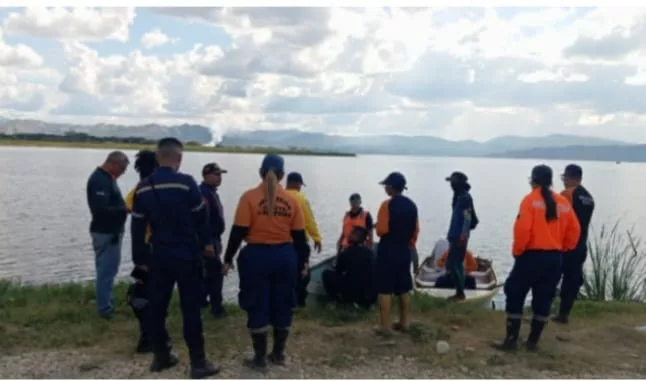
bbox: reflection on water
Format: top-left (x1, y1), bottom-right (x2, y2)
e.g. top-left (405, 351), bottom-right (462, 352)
top-left (1, 146), bottom-right (645, 306)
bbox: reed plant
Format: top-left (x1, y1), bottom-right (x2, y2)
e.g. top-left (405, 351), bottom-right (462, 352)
top-left (582, 220), bottom-right (646, 302)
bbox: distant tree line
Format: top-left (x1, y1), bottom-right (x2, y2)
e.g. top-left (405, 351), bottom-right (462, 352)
top-left (0, 131), bottom-right (203, 146)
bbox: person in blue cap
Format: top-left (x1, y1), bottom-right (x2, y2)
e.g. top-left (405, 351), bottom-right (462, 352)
top-left (553, 164), bottom-right (595, 324)
top-left (199, 162), bottom-right (228, 318)
top-left (222, 153), bottom-right (308, 371)
top-left (374, 171), bottom-right (420, 336)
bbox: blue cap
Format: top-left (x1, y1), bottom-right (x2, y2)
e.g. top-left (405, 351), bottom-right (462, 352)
top-left (445, 171), bottom-right (468, 183)
top-left (379, 171), bottom-right (407, 190)
top-left (562, 164), bottom-right (582, 178)
top-left (260, 153), bottom-right (284, 173)
top-left (286, 172), bottom-right (305, 186)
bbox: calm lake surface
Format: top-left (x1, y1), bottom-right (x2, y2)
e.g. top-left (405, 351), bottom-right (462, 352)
top-left (1, 146), bottom-right (645, 305)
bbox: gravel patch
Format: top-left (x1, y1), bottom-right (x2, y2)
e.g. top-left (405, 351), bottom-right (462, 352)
top-left (1, 349), bottom-right (645, 379)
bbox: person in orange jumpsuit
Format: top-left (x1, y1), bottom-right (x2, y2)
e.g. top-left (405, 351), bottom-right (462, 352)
top-left (493, 164), bottom-right (580, 352)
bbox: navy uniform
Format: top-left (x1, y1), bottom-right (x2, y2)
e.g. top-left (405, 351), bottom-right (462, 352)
top-left (493, 165), bottom-right (580, 352)
top-left (131, 138), bottom-right (218, 379)
top-left (222, 153), bottom-right (308, 370)
top-left (554, 164), bottom-right (595, 323)
top-left (199, 163), bottom-right (228, 317)
top-left (375, 172), bottom-right (420, 335)
top-left (444, 171), bottom-right (479, 301)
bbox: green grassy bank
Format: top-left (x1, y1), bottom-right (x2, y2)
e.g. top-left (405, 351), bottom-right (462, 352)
top-left (1, 279), bottom-right (646, 378)
top-left (0, 139), bottom-right (356, 157)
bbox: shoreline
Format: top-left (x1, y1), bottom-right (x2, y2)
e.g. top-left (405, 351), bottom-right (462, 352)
top-left (0, 139), bottom-right (356, 158)
top-left (1, 280), bottom-right (646, 378)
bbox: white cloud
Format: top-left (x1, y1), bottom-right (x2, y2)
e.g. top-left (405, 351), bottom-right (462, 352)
top-left (0, 30), bottom-right (43, 68)
top-left (2, 7), bottom-right (135, 42)
top-left (2, 6), bottom-right (646, 143)
top-left (140, 28), bottom-right (177, 49)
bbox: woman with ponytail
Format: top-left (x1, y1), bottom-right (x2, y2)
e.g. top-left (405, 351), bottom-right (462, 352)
top-left (493, 164), bottom-right (581, 353)
top-left (222, 153), bottom-right (307, 371)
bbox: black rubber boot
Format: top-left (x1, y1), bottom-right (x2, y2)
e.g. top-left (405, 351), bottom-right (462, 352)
top-left (136, 334), bottom-right (153, 354)
top-left (210, 306), bottom-right (228, 319)
top-left (491, 317), bottom-right (521, 352)
top-left (150, 348), bottom-right (179, 373)
top-left (243, 332), bottom-right (268, 371)
top-left (189, 351), bottom-right (219, 379)
top-left (553, 298), bottom-right (574, 324)
top-left (526, 319), bottom-right (547, 352)
top-left (268, 328), bottom-right (289, 365)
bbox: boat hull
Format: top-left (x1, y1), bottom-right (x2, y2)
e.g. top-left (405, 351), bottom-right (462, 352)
top-left (306, 243), bottom-right (499, 309)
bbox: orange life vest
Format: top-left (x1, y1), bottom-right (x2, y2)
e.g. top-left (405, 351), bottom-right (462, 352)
top-left (341, 210), bottom-right (369, 248)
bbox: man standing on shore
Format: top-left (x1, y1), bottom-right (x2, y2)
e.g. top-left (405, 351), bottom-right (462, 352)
top-left (285, 171), bottom-right (323, 307)
top-left (444, 171), bottom-right (479, 302)
top-left (553, 164), bottom-right (595, 324)
top-left (85, 151), bottom-right (130, 319)
top-left (200, 162), bottom-right (228, 318)
top-left (131, 138), bottom-right (218, 378)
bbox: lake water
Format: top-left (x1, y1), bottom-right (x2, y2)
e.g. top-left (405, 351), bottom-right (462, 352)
top-left (1, 146), bottom-right (645, 305)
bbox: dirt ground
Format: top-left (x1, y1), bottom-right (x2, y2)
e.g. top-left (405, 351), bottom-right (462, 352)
top-left (2, 302), bottom-right (646, 379)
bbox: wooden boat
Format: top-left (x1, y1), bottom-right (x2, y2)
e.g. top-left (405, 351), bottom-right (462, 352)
top-left (414, 254), bottom-right (502, 308)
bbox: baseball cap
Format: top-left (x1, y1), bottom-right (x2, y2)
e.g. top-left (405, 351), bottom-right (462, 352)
top-left (562, 164), bottom-right (583, 178)
top-left (445, 171), bottom-right (468, 183)
top-left (157, 137), bottom-right (183, 149)
top-left (286, 172), bottom-right (306, 186)
top-left (379, 171), bottom-right (408, 190)
top-left (260, 153), bottom-right (285, 173)
top-left (202, 163), bottom-right (227, 176)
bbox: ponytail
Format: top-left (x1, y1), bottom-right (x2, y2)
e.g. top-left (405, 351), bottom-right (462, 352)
top-left (540, 185), bottom-right (557, 222)
top-left (264, 169), bottom-right (278, 216)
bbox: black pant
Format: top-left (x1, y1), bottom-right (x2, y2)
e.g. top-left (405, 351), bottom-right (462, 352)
top-left (434, 273), bottom-right (477, 290)
top-left (322, 269), bottom-right (375, 309)
top-left (446, 239), bottom-right (468, 294)
top-left (147, 255), bottom-right (205, 359)
top-left (127, 281), bottom-right (149, 344)
top-left (203, 256), bottom-right (224, 312)
top-left (505, 251), bottom-right (562, 321)
top-left (296, 245), bottom-right (311, 306)
top-left (559, 244), bottom-right (587, 313)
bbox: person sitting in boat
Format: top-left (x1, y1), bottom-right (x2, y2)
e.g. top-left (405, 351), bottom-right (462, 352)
top-left (336, 193), bottom-right (374, 253)
top-left (323, 226), bottom-right (376, 309)
top-left (434, 248), bottom-right (478, 290)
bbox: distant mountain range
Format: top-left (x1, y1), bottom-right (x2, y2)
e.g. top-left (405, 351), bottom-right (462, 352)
top-left (220, 130), bottom-right (629, 157)
top-left (0, 117), bottom-right (643, 162)
top-left (0, 118), bottom-right (213, 145)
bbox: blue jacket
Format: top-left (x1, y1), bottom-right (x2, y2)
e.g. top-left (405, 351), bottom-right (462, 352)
top-left (130, 166), bottom-right (210, 265)
top-left (86, 167), bottom-right (127, 235)
top-left (447, 192), bottom-right (474, 241)
top-left (199, 182), bottom-right (225, 242)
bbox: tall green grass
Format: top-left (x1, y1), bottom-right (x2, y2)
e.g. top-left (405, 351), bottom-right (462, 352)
top-left (582, 221), bottom-right (646, 302)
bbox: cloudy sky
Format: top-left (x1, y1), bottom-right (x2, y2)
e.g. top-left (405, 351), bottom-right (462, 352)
top-left (0, 7), bottom-right (645, 142)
